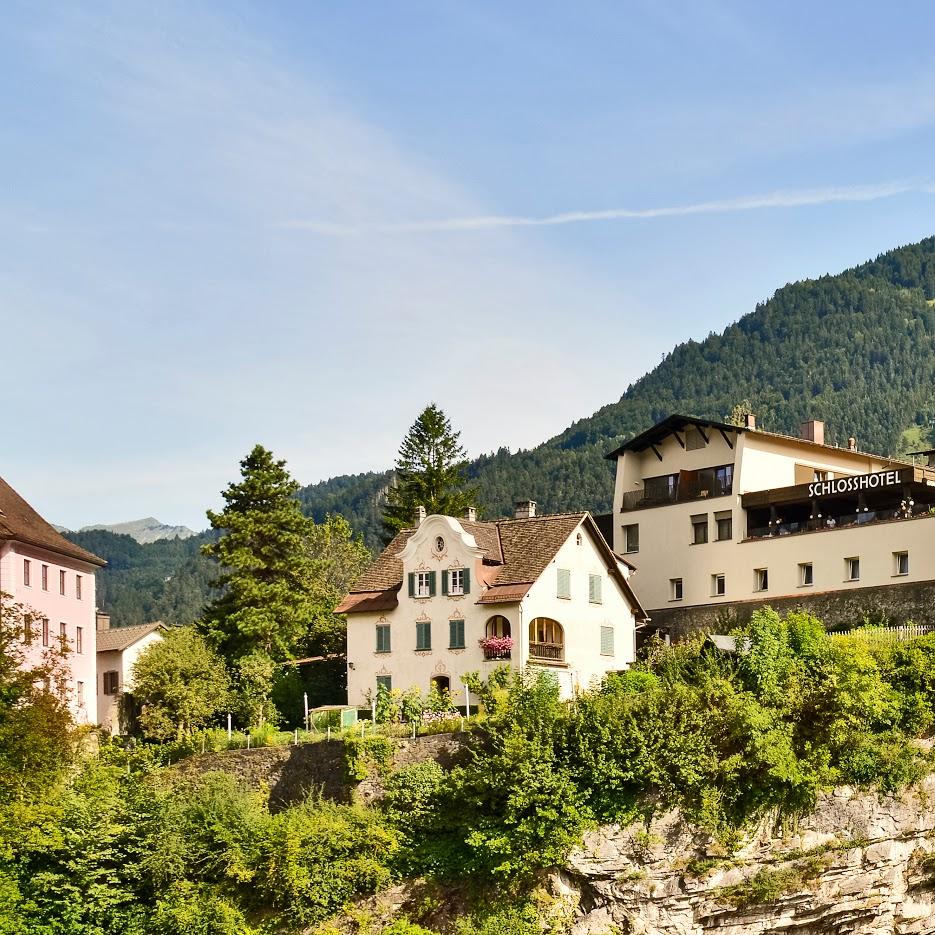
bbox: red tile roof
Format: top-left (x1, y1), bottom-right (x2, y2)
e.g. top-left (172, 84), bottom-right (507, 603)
top-left (338, 511), bottom-right (647, 619)
top-left (96, 621), bottom-right (166, 652)
top-left (0, 476), bottom-right (105, 567)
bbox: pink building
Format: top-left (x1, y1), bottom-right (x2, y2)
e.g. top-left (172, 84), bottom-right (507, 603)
top-left (0, 476), bottom-right (105, 723)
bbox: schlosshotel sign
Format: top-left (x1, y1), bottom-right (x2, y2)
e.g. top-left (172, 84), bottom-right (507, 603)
top-left (808, 470), bottom-right (901, 498)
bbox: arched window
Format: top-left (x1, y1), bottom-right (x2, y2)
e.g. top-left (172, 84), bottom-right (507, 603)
top-left (485, 615), bottom-right (512, 639)
top-left (529, 617), bottom-right (564, 661)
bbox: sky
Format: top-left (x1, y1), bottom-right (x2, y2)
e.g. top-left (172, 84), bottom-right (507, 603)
top-left (3, 1), bottom-right (935, 531)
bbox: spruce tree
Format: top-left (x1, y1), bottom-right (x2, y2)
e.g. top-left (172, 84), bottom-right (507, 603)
top-left (382, 404), bottom-right (476, 539)
top-left (199, 445), bottom-right (320, 662)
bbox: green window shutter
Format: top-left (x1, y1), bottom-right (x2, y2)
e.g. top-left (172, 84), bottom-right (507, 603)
top-left (429, 571), bottom-right (437, 597)
top-left (462, 567), bottom-right (471, 594)
top-left (376, 624), bottom-right (391, 653)
top-left (449, 618), bottom-right (465, 649)
top-left (376, 675), bottom-right (392, 692)
top-left (557, 568), bottom-right (571, 599)
top-left (600, 625), bottom-right (614, 656)
top-left (441, 571), bottom-right (449, 596)
top-left (416, 622), bottom-right (432, 651)
top-left (408, 573), bottom-right (415, 598)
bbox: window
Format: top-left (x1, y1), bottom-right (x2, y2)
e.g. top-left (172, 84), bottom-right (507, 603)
top-left (576, 532), bottom-right (583, 546)
top-left (23, 615), bottom-right (33, 645)
top-left (644, 474), bottom-right (678, 503)
top-left (846, 557), bottom-right (860, 581)
top-left (376, 675), bottom-right (392, 693)
top-left (588, 574), bottom-right (602, 604)
top-left (449, 618), bottom-right (465, 649)
top-left (799, 562), bottom-right (814, 586)
top-left (624, 524), bottom-right (639, 553)
top-left (76, 682), bottom-right (84, 705)
top-left (76, 627), bottom-right (83, 654)
top-left (375, 624), bottom-right (391, 653)
top-left (76, 575), bottom-right (82, 600)
top-left (23, 560), bottom-right (30, 587)
top-left (894, 551), bottom-right (909, 576)
top-left (416, 621), bottom-right (432, 651)
top-left (685, 426), bottom-right (705, 450)
top-left (103, 670), bottom-right (120, 695)
top-left (712, 574), bottom-right (726, 596)
top-left (408, 571), bottom-right (436, 598)
top-left (42, 618), bottom-right (50, 647)
top-left (754, 568), bottom-right (769, 592)
top-left (600, 626), bottom-right (615, 656)
top-left (670, 578), bottom-right (683, 601)
top-left (557, 568), bottom-right (571, 599)
top-left (691, 515), bottom-right (708, 545)
top-left (485, 615), bottom-right (511, 638)
top-left (715, 513), bottom-right (732, 541)
top-left (59, 570), bottom-right (66, 595)
top-left (41, 564), bottom-right (49, 591)
top-left (60, 622), bottom-right (67, 648)
top-left (444, 568), bottom-right (470, 595)
top-left (434, 536), bottom-right (445, 553)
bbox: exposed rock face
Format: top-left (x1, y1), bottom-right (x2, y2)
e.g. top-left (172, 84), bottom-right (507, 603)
top-left (78, 517), bottom-right (196, 544)
top-left (561, 776), bottom-right (935, 934)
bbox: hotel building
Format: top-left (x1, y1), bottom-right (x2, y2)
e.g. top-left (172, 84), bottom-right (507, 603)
top-left (608, 414), bottom-right (935, 636)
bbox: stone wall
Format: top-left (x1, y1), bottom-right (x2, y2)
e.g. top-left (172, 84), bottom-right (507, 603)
top-left (646, 578), bottom-right (935, 641)
top-left (559, 774), bottom-right (935, 934)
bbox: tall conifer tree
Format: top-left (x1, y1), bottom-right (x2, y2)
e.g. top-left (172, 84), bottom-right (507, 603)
top-left (382, 404), bottom-right (476, 539)
top-left (200, 445), bottom-right (320, 662)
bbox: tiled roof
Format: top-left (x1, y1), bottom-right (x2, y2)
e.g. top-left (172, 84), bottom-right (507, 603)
top-left (96, 621), bottom-right (166, 652)
top-left (338, 511), bottom-right (647, 620)
top-left (0, 476), bottom-right (105, 567)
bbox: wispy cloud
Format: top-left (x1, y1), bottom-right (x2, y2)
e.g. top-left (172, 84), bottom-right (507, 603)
top-left (280, 179), bottom-right (930, 235)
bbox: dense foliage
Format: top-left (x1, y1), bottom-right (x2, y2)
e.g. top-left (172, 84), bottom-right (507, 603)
top-left (6, 607), bottom-right (935, 932)
top-left (382, 404), bottom-right (476, 540)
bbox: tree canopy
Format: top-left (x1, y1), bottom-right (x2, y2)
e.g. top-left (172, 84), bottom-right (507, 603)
top-left (382, 404), bottom-right (476, 539)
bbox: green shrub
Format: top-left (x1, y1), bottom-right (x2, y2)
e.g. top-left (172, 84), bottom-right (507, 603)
top-left (343, 735), bottom-right (395, 782)
top-left (151, 882), bottom-right (254, 935)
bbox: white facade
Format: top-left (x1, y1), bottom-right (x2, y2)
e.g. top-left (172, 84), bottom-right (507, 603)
top-left (609, 416), bottom-right (935, 620)
top-left (96, 622), bottom-right (166, 734)
top-left (343, 513), bottom-right (643, 705)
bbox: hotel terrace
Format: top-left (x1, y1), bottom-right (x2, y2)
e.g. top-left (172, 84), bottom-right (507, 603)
top-left (607, 414), bottom-right (935, 634)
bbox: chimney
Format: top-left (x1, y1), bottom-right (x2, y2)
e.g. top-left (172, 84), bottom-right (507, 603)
top-left (847, 436), bottom-right (858, 451)
top-left (800, 420), bottom-right (825, 446)
top-left (96, 611), bottom-right (111, 632)
top-left (465, 507), bottom-right (477, 522)
top-left (514, 500), bottom-right (537, 520)
top-left (744, 412), bottom-right (756, 430)
top-left (414, 505), bottom-right (426, 526)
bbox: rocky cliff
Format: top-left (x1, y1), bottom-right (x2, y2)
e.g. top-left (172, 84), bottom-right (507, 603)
top-left (560, 775), bottom-right (935, 934)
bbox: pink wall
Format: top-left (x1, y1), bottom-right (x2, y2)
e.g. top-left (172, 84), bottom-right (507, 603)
top-left (0, 540), bottom-right (98, 724)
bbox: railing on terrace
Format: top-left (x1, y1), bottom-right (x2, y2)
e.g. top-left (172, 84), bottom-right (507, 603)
top-left (482, 646), bottom-right (512, 660)
top-left (747, 508), bottom-right (933, 540)
top-left (529, 641), bottom-right (565, 662)
top-left (622, 478), bottom-right (733, 511)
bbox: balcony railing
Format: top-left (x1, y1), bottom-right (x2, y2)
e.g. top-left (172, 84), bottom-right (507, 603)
top-left (482, 647), bottom-right (512, 661)
top-left (529, 641), bottom-right (564, 662)
top-left (622, 477), bottom-right (733, 511)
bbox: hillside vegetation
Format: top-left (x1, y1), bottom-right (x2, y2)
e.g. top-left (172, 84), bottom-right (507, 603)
top-left (302, 236), bottom-right (935, 548)
top-left (75, 236), bottom-right (935, 617)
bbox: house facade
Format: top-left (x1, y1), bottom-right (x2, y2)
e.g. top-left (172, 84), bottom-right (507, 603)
top-left (95, 614), bottom-right (166, 734)
top-left (608, 414), bottom-right (935, 635)
top-left (338, 504), bottom-right (648, 705)
top-left (0, 475), bottom-right (105, 723)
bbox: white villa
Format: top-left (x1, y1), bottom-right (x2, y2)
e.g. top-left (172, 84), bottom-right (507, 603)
top-left (337, 502), bottom-right (648, 704)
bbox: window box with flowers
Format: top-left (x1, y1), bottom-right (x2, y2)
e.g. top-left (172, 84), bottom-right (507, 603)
top-left (479, 636), bottom-right (513, 660)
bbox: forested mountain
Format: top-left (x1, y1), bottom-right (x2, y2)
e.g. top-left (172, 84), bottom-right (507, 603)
top-left (64, 528), bottom-right (217, 626)
top-left (301, 236), bottom-right (935, 547)
top-left (79, 236), bottom-right (935, 617)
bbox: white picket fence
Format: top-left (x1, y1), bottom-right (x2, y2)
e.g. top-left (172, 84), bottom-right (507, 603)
top-left (829, 624), bottom-right (935, 644)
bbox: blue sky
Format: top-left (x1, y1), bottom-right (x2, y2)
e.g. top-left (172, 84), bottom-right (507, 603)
top-left (3, 1), bottom-right (935, 530)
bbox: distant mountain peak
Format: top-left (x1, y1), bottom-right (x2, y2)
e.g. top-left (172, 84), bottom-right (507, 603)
top-left (78, 518), bottom-right (197, 545)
